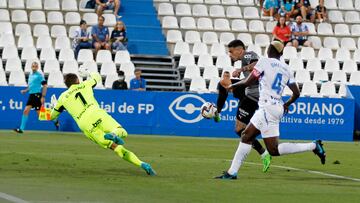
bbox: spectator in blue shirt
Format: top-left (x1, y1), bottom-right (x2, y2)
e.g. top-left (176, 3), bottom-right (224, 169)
top-left (72, 20), bottom-right (92, 59)
top-left (92, 16), bottom-right (111, 56)
top-left (111, 21), bottom-right (128, 51)
top-left (96, 0), bottom-right (121, 20)
top-left (279, 0), bottom-right (296, 21)
top-left (291, 15), bottom-right (312, 48)
top-left (294, 0), bottom-right (315, 22)
top-left (262, 0), bottom-right (279, 21)
top-left (130, 69), bottom-right (146, 91)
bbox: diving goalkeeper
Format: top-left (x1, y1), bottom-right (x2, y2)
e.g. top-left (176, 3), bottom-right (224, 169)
top-left (50, 69), bottom-right (156, 176)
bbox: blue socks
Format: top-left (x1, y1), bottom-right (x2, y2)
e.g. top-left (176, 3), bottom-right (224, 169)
top-left (20, 115), bottom-right (28, 131)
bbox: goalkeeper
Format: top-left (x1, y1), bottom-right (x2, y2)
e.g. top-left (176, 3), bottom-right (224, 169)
top-left (50, 69), bottom-right (156, 176)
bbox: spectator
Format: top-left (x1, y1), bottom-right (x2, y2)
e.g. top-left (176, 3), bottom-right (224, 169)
top-left (130, 69), bottom-right (146, 91)
top-left (72, 20), bottom-right (92, 59)
top-left (279, 0), bottom-right (296, 21)
top-left (112, 70), bottom-right (128, 90)
top-left (96, 0), bottom-right (121, 20)
top-left (272, 16), bottom-right (292, 46)
top-left (262, 0), bottom-right (279, 21)
top-left (291, 15), bottom-right (312, 48)
top-left (294, 0), bottom-right (315, 22)
top-left (92, 16), bottom-right (111, 56)
top-left (111, 21), bottom-right (128, 51)
top-left (315, 0), bottom-right (327, 22)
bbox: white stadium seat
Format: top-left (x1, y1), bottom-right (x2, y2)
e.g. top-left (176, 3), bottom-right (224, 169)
top-left (2, 46), bottom-right (18, 61)
top-left (323, 37), bottom-right (339, 50)
top-left (289, 58), bottom-right (304, 71)
top-left (320, 82), bottom-right (337, 98)
top-left (78, 49), bottom-right (94, 63)
top-left (351, 24), bottom-right (360, 36)
top-left (162, 16), bottom-right (179, 29)
top-left (176, 4), bottom-right (191, 16)
top-left (120, 62), bottom-right (135, 76)
top-left (100, 62), bottom-right (117, 76)
top-left (219, 32), bottom-right (235, 45)
top-left (232, 19), bottom-right (247, 32)
top-left (62, 60), bottom-right (79, 74)
top-left (306, 58), bottom-right (322, 72)
top-left (215, 55), bottom-right (232, 69)
top-left (353, 49), bottom-right (360, 62)
top-left (300, 47), bottom-right (315, 61)
top-left (342, 60), bottom-right (358, 73)
top-left (51, 25), bottom-right (67, 38)
top-left (0, 9), bottom-right (10, 21)
top-left (184, 65), bottom-right (201, 80)
top-left (205, 0), bottom-right (221, 4)
top-left (47, 70), bottom-right (66, 88)
top-left (68, 26), bottom-right (80, 38)
top-left (9, 70), bottom-right (27, 86)
top-left (328, 10), bottom-right (344, 23)
top-left (44, 0), bottom-right (60, 10)
top-left (338, 0), bottom-right (354, 10)
top-left (336, 48), bottom-right (351, 61)
top-left (179, 53), bottom-right (195, 68)
top-left (239, 0), bottom-right (254, 6)
top-left (317, 23), bottom-right (333, 35)
top-left (158, 3), bottom-right (174, 16)
top-left (339, 84), bottom-right (347, 97)
top-left (36, 35), bottom-right (53, 49)
top-left (255, 34), bottom-right (270, 47)
top-left (247, 44), bottom-right (262, 56)
top-left (180, 17), bottom-right (196, 30)
top-left (345, 11), bottom-right (360, 23)
top-left (12, 10), bottom-right (28, 23)
top-left (0, 0), bottom-right (6, 8)
top-left (210, 43), bottom-right (226, 56)
top-left (34, 24), bottom-right (50, 37)
top-left (55, 36), bottom-right (71, 51)
top-left (185, 31), bottom-right (201, 43)
top-left (40, 47), bottom-right (56, 62)
top-left (5, 58), bottom-right (22, 73)
top-left (174, 41), bottom-right (190, 56)
top-left (341, 38), bottom-right (357, 50)
top-left (304, 23), bottom-right (317, 35)
top-left (83, 13), bottom-right (98, 26)
top-left (43, 59), bottom-right (60, 74)
top-left (193, 4), bottom-right (208, 17)
top-left (18, 35), bottom-right (34, 49)
top-left (197, 18), bottom-right (213, 30)
top-left (222, 0), bottom-right (237, 5)
top-left (21, 46), bottom-right (38, 61)
top-left (331, 70), bottom-right (347, 84)
top-left (62, 0), bottom-right (78, 11)
top-left (334, 24), bottom-right (350, 36)
top-left (295, 70), bottom-right (311, 83)
top-left (0, 22), bottom-right (13, 35)
top-left (15, 24), bottom-right (32, 37)
top-left (26, 0), bottom-right (42, 9)
top-left (313, 70), bottom-right (329, 83)
top-left (65, 12), bottom-right (81, 25)
top-left (349, 72), bottom-right (360, 85)
top-left (324, 0), bottom-right (337, 9)
top-left (0, 67), bottom-right (8, 86)
top-left (114, 51), bottom-right (131, 65)
top-left (59, 48), bottom-right (75, 63)
top-left (266, 21), bottom-right (277, 33)
top-left (243, 7), bottom-right (259, 19)
top-left (214, 19), bottom-right (231, 31)
top-left (167, 30), bottom-right (183, 43)
top-left (192, 42), bottom-right (208, 56)
top-left (103, 14), bottom-right (116, 26)
top-left (47, 11), bottom-right (64, 24)
top-left (226, 6), bottom-right (242, 18)
top-left (308, 36), bottom-right (322, 49)
top-left (318, 47), bottom-right (333, 61)
top-left (249, 20), bottom-right (265, 32)
top-left (202, 32), bottom-right (218, 44)
top-left (0, 34), bottom-right (15, 48)
top-left (30, 11), bottom-right (46, 24)
top-left (209, 5), bottom-right (225, 18)
top-left (96, 50), bottom-right (113, 64)
top-left (237, 33), bottom-right (253, 46)
top-left (197, 54), bottom-right (213, 67)
top-left (9, 0), bottom-right (25, 9)
top-left (104, 74), bottom-right (119, 89)
top-left (189, 76), bottom-right (207, 93)
top-left (301, 81), bottom-right (319, 97)
top-left (82, 61), bottom-right (98, 73)
top-left (208, 77), bottom-right (221, 92)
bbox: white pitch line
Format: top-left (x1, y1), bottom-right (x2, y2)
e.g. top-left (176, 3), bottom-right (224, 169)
top-left (244, 161), bottom-right (360, 182)
top-left (0, 192), bottom-right (29, 203)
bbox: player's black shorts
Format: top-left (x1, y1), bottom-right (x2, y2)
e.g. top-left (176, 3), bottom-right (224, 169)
top-left (236, 96), bottom-right (259, 124)
top-left (26, 93), bottom-right (42, 110)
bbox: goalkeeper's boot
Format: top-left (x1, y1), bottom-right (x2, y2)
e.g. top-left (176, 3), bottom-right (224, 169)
top-left (104, 133), bottom-right (124, 145)
top-left (313, 140), bottom-right (326, 165)
top-left (54, 120), bottom-right (60, 131)
top-left (213, 110), bottom-right (221, 123)
top-left (13, 128), bottom-right (23, 134)
top-left (215, 171), bottom-right (237, 180)
top-left (141, 162), bottom-right (156, 176)
top-left (262, 153), bottom-right (271, 173)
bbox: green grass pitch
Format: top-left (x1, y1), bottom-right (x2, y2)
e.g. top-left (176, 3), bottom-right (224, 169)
top-left (0, 131), bottom-right (360, 203)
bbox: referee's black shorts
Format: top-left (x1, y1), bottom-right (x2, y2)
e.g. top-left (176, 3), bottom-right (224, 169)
top-left (26, 93), bottom-right (42, 110)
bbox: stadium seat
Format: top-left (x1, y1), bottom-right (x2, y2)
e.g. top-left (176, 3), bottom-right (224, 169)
top-left (345, 11), bottom-right (360, 23)
top-left (40, 47), bottom-right (56, 62)
top-left (188, 0), bottom-right (203, 3)
top-left (243, 7), bottom-right (259, 19)
top-left (5, 58), bottom-right (22, 73)
top-left (209, 5), bottom-right (225, 18)
top-left (338, 84), bottom-right (347, 97)
top-left (103, 14), bottom-right (116, 26)
top-left (55, 36), bottom-right (71, 51)
top-left (336, 48), bottom-right (351, 61)
top-left (26, 0), bottom-right (42, 9)
top-left (82, 61), bottom-right (98, 73)
top-left (162, 16), bottom-right (179, 29)
top-left (197, 54), bottom-right (213, 67)
top-left (214, 19), bottom-right (231, 31)
top-left (249, 20), bottom-right (265, 32)
top-left (78, 49), bottom-right (94, 63)
top-left (335, 24), bottom-right (351, 36)
top-left (197, 18), bottom-right (213, 30)
top-left (158, 3), bottom-right (174, 16)
top-left (47, 11), bottom-right (64, 24)
top-left (301, 81), bottom-right (319, 97)
top-left (247, 44), bottom-right (262, 56)
top-left (349, 72), bottom-right (360, 85)
top-left (104, 74), bottom-right (119, 89)
top-left (9, 0), bottom-right (25, 9)
top-left (317, 23), bottom-right (333, 35)
top-left (351, 24), bottom-right (360, 36)
top-left (353, 49), bottom-right (360, 62)
top-left (0, 9), bottom-right (10, 21)
top-left (30, 11), bottom-right (46, 23)
top-left (0, 22), bottom-right (13, 35)
top-left (58, 48), bottom-right (75, 63)
top-left (83, 13), bottom-right (98, 26)
top-left (36, 35), bottom-right (53, 50)
top-left (342, 60), bottom-right (358, 73)
top-left (179, 53), bottom-right (195, 68)
top-left (306, 58), bottom-right (322, 72)
top-left (324, 58), bottom-right (340, 73)
top-left (202, 32), bottom-right (218, 44)
top-left (0, 67), bottom-right (7, 86)
top-left (174, 41), bottom-right (190, 56)
top-left (254, 34), bottom-right (270, 47)
top-left (68, 26), bottom-right (79, 38)
top-left (0, 34), bottom-right (15, 48)
top-left (226, 6), bottom-right (242, 18)
top-left (62, 0), bottom-right (78, 11)
top-left (18, 35), bottom-right (34, 49)
top-left (184, 65), bottom-right (201, 80)
top-left (192, 4), bottom-right (208, 17)
top-left (51, 25), bottom-right (67, 38)
top-left (231, 19), bottom-right (247, 32)
top-left (339, 0), bottom-right (354, 10)
top-left (192, 42), bottom-right (208, 56)
top-left (221, 66), bottom-right (235, 76)
top-left (2, 46), bottom-right (18, 61)
top-left (15, 24), bottom-right (32, 37)
top-left (323, 37), bottom-right (339, 50)
top-left (21, 46), bottom-right (38, 61)
top-left (331, 70), bottom-right (347, 84)
top-left (340, 38), bottom-right (357, 50)
top-left (34, 24), bottom-right (50, 37)
top-left (62, 60), bottom-right (79, 74)
top-left (300, 47), bottom-right (315, 61)
top-left (0, 0), bottom-right (6, 8)
top-left (313, 70), bottom-right (329, 83)
top-left (96, 50), bottom-right (113, 64)
top-left (208, 77), bottom-right (220, 92)
top-left (303, 22), bottom-right (317, 35)
top-left (180, 17), bottom-right (196, 30)
top-left (356, 0), bottom-right (360, 10)
top-left (100, 62), bottom-right (117, 76)
top-left (166, 30), bottom-right (183, 43)
top-left (8, 70), bottom-right (27, 86)
top-left (205, 0), bottom-right (221, 4)
top-left (176, 4), bottom-right (192, 16)
top-left (219, 32), bottom-right (235, 44)
top-left (210, 43), bottom-right (226, 56)
top-left (320, 82), bottom-right (338, 97)
top-left (295, 70), bottom-right (311, 83)
top-left (324, 0), bottom-right (337, 9)
top-left (114, 51), bottom-right (131, 65)
top-left (24, 59), bottom-right (41, 74)
top-left (239, 0), bottom-right (254, 6)
top-left (318, 47), bottom-right (333, 61)
top-left (215, 55), bottom-right (232, 69)
top-left (65, 12), bottom-right (81, 25)
top-left (120, 62), bottom-right (135, 76)
top-left (328, 10), bottom-right (344, 23)
top-left (47, 70), bottom-right (66, 87)
top-left (222, 0), bottom-right (237, 5)
top-left (43, 59), bottom-right (60, 74)
top-left (189, 76), bottom-right (207, 93)
top-left (308, 36), bottom-right (322, 49)
top-left (44, 0), bottom-right (60, 10)
top-left (12, 10), bottom-right (28, 23)
top-left (185, 31), bottom-right (201, 43)
top-left (266, 21), bottom-right (277, 33)
top-left (289, 58), bottom-right (304, 71)
top-left (237, 33), bottom-right (253, 46)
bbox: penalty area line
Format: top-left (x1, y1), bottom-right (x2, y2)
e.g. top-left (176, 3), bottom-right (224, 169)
top-left (0, 192), bottom-right (29, 203)
top-left (245, 161), bottom-right (360, 182)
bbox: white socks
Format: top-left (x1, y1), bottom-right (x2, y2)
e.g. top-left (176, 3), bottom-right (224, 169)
top-left (278, 143), bottom-right (316, 155)
top-left (261, 150), bottom-right (269, 159)
top-left (228, 142), bottom-right (252, 175)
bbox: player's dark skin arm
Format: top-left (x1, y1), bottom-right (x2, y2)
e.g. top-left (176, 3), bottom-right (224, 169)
top-left (283, 83), bottom-right (300, 114)
top-left (232, 61), bottom-right (257, 77)
top-left (228, 71), bottom-right (258, 90)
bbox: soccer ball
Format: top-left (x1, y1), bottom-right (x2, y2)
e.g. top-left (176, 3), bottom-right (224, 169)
top-left (201, 102), bottom-right (217, 119)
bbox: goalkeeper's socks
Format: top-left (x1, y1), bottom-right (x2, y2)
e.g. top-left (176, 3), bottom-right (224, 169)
top-left (114, 145), bottom-right (142, 167)
top-left (20, 115), bottom-right (28, 131)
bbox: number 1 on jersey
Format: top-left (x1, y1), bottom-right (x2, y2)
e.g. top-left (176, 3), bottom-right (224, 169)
top-left (75, 92), bottom-right (87, 106)
top-left (272, 73), bottom-right (283, 94)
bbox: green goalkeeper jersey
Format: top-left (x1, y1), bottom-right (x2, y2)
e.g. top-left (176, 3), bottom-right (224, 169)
top-left (50, 72), bottom-right (103, 125)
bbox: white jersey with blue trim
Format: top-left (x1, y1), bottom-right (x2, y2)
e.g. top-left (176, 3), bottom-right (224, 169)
top-left (253, 57), bottom-right (295, 107)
